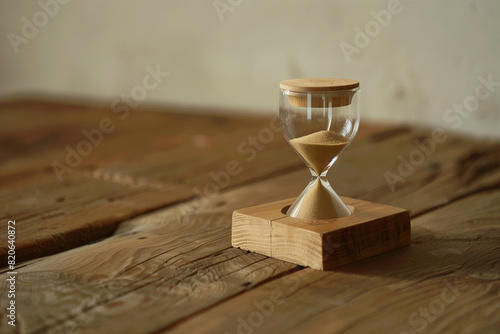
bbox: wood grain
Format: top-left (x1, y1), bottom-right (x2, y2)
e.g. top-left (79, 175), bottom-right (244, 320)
top-left (232, 197), bottom-right (410, 270)
top-left (0, 143), bottom-right (498, 333)
top-left (0, 171), bottom-right (308, 333)
top-left (330, 127), bottom-right (500, 216)
top-left (0, 99), bottom-right (388, 264)
top-left (166, 189), bottom-right (500, 334)
top-left (0, 99), bottom-right (499, 334)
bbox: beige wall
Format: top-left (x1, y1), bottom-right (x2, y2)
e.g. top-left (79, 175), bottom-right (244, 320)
top-left (1, 0), bottom-right (499, 137)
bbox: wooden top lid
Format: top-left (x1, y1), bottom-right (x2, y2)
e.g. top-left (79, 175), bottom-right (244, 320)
top-left (280, 78), bottom-right (359, 92)
top-left (280, 78), bottom-right (359, 107)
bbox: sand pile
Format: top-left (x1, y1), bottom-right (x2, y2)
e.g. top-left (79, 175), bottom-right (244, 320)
top-left (290, 130), bottom-right (348, 175)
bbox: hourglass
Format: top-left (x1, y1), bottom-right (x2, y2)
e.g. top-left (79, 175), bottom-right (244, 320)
top-left (232, 78), bottom-right (411, 270)
top-left (280, 78), bottom-right (359, 220)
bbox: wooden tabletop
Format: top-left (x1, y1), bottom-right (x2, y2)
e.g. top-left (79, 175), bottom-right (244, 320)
top-left (1, 99), bottom-right (499, 333)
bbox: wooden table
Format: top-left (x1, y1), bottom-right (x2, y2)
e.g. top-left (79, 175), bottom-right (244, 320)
top-left (1, 99), bottom-right (499, 334)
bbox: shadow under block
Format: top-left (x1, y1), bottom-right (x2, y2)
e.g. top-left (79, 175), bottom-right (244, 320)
top-left (232, 197), bottom-right (411, 270)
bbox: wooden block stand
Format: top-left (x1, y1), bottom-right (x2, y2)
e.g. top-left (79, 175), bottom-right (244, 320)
top-left (232, 197), bottom-right (411, 270)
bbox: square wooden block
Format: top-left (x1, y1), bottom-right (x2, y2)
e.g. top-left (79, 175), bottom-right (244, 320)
top-left (232, 197), bottom-right (411, 270)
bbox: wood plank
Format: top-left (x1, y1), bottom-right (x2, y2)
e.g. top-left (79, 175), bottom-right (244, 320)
top-left (0, 169), bottom-right (308, 333)
top-left (1, 100), bottom-right (499, 333)
top-left (165, 189), bottom-right (500, 334)
top-left (330, 127), bottom-right (500, 216)
top-left (0, 99), bottom-right (388, 264)
top-left (0, 100), bottom-right (291, 264)
top-left (1, 132), bottom-right (499, 333)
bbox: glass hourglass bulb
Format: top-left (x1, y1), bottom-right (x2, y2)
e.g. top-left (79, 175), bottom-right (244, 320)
top-left (279, 78), bottom-right (360, 220)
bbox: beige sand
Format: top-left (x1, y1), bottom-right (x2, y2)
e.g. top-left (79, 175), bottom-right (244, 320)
top-left (291, 179), bottom-right (342, 219)
top-left (288, 130), bottom-right (350, 219)
top-left (289, 130), bottom-right (348, 175)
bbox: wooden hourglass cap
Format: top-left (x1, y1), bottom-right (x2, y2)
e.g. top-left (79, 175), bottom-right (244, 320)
top-left (280, 78), bottom-right (360, 108)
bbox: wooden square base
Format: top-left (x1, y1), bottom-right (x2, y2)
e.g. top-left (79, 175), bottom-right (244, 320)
top-left (231, 197), bottom-right (411, 270)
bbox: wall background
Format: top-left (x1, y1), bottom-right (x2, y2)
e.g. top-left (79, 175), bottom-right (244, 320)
top-left (1, 0), bottom-right (499, 137)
